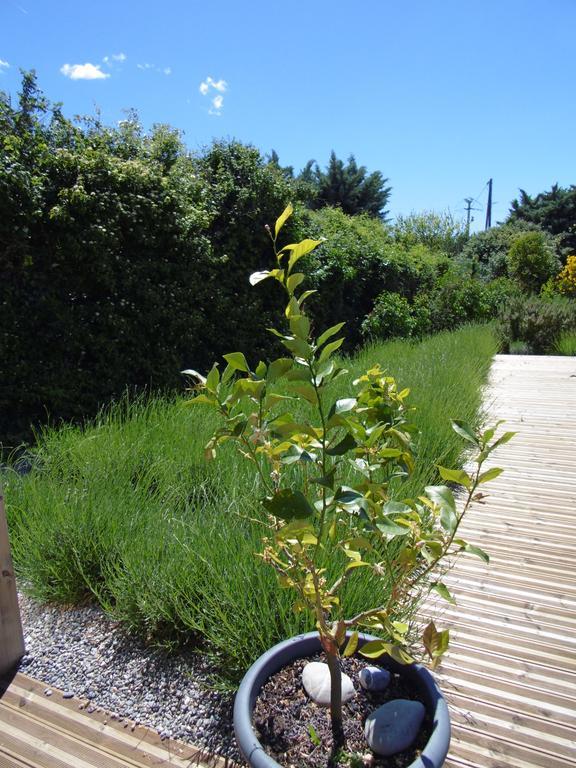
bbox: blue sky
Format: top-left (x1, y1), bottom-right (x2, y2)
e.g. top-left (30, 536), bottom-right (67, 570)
top-left (1, 0), bottom-right (574, 229)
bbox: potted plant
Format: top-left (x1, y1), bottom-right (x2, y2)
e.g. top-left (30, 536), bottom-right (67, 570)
top-left (184, 205), bottom-right (512, 767)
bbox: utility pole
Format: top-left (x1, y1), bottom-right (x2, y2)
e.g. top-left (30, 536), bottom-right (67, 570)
top-left (464, 198), bottom-right (474, 237)
top-left (485, 178), bottom-right (493, 230)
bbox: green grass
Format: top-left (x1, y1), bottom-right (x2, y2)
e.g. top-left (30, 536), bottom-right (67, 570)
top-left (553, 331), bottom-right (576, 356)
top-left (3, 324), bottom-right (497, 681)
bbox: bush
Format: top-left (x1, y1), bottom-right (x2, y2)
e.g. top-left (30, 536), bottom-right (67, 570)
top-left (302, 207), bottom-right (447, 347)
top-left (425, 272), bottom-right (492, 332)
top-left (393, 210), bottom-right (467, 258)
top-left (556, 255), bottom-right (576, 297)
top-left (361, 291), bottom-right (415, 340)
top-left (460, 222), bottom-right (559, 282)
top-left (498, 295), bottom-right (576, 354)
top-left (506, 231), bottom-right (560, 293)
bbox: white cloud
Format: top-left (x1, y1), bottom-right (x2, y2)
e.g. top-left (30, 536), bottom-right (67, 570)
top-left (199, 76), bottom-right (228, 115)
top-left (199, 76), bottom-right (227, 94)
top-left (103, 53), bottom-right (127, 66)
top-left (137, 62), bottom-right (153, 70)
top-left (0, 60), bottom-right (9, 69)
top-left (60, 63), bottom-right (110, 80)
top-left (163, 67), bottom-right (171, 75)
top-left (209, 94), bottom-right (224, 116)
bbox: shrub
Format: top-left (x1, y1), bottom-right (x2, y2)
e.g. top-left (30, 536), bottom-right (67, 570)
top-left (553, 332), bottom-right (576, 356)
top-left (506, 231), bottom-right (560, 293)
top-left (556, 255), bottom-right (576, 297)
top-left (498, 295), bottom-right (576, 354)
top-left (425, 272), bottom-right (492, 332)
top-left (361, 291), bottom-right (415, 341)
top-left (393, 210), bottom-right (467, 258)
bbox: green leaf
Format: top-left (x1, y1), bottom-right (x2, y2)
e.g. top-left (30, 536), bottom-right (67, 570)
top-left (284, 239), bottom-right (323, 272)
top-left (326, 433), bottom-right (357, 456)
top-left (297, 289), bottom-right (317, 306)
top-left (286, 272), bottom-right (305, 293)
top-left (308, 724), bottom-right (321, 747)
top-left (382, 501), bottom-right (413, 515)
top-left (464, 543), bottom-right (490, 563)
top-left (451, 420), bottom-right (480, 446)
top-left (342, 631), bottom-right (359, 658)
top-left (263, 489), bottom-right (315, 521)
top-left (490, 431), bottom-right (516, 451)
top-left (282, 336), bottom-right (312, 359)
top-left (431, 582), bottom-right (456, 605)
top-left (318, 337), bottom-right (344, 364)
top-left (357, 639), bottom-right (387, 659)
top-left (274, 203), bottom-right (293, 239)
top-left (291, 383), bottom-right (318, 405)
top-left (425, 485), bottom-right (458, 534)
top-left (255, 361), bottom-right (267, 379)
top-left (223, 352), bottom-right (250, 373)
top-left (478, 467), bottom-right (503, 484)
top-left (289, 314), bottom-right (311, 340)
top-left (437, 465), bottom-right (472, 489)
top-left (205, 364), bottom-right (220, 394)
top-left (317, 322), bottom-right (346, 348)
top-left (376, 519), bottom-right (410, 537)
top-left (267, 358), bottom-right (293, 382)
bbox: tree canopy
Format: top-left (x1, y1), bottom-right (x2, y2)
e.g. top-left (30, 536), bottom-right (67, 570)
top-left (507, 184), bottom-right (576, 256)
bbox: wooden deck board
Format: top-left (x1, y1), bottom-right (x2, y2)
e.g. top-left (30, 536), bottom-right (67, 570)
top-left (0, 673), bottom-right (234, 768)
top-left (439, 354), bottom-right (576, 767)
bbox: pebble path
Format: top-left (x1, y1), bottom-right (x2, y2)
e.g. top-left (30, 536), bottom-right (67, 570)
top-left (17, 593), bottom-right (242, 763)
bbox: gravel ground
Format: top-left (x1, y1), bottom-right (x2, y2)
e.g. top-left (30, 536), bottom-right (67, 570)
top-left (17, 593), bottom-right (242, 763)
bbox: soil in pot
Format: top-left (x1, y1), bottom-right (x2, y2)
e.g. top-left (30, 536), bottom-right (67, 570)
top-left (252, 653), bottom-right (433, 768)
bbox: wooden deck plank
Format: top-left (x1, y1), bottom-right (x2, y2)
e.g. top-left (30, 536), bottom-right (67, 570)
top-left (0, 673), bottom-right (234, 768)
top-left (435, 354), bottom-right (576, 767)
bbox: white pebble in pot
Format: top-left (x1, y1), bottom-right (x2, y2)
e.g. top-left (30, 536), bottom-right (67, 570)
top-left (301, 662), bottom-right (355, 706)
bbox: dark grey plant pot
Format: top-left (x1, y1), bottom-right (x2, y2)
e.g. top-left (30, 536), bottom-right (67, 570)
top-left (233, 631), bottom-right (451, 768)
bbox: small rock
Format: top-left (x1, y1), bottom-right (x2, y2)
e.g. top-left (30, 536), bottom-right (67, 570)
top-left (62, 691), bottom-right (74, 699)
top-left (364, 699), bottom-right (425, 756)
top-left (301, 661), bottom-right (355, 707)
top-left (44, 688), bottom-right (53, 697)
top-left (359, 666), bottom-right (391, 692)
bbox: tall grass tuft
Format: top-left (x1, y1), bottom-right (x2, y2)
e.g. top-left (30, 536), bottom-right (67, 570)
top-left (4, 324), bottom-right (497, 681)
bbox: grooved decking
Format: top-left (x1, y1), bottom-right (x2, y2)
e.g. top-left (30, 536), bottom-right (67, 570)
top-left (0, 673), bottom-right (233, 768)
top-left (436, 355), bottom-right (576, 767)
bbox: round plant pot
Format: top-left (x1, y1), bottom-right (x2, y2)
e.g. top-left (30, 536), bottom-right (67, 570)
top-left (233, 631), bottom-right (450, 768)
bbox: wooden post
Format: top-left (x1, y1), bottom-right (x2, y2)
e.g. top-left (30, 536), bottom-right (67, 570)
top-left (0, 482), bottom-right (24, 676)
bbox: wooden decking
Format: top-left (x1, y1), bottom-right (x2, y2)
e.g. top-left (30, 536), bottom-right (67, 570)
top-left (0, 353), bottom-right (574, 767)
top-left (436, 355), bottom-right (576, 767)
top-left (0, 672), bottom-right (232, 768)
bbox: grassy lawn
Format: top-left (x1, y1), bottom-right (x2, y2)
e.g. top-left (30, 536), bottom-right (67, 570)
top-left (4, 324), bottom-right (497, 681)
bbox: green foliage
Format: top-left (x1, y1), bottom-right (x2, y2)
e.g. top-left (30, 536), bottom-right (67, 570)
top-left (393, 211), bottom-right (467, 258)
top-left (498, 295), bottom-right (576, 354)
top-left (507, 183), bottom-right (576, 255)
top-left (424, 272), bottom-right (492, 332)
top-left (194, 205), bottom-right (509, 730)
top-left (301, 207), bottom-right (445, 347)
top-left (553, 332), bottom-right (576, 356)
top-left (0, 75), bottom-right (297, 448)
top-left (361, 292), bottom-right (415, 341)
top-left (506, 231), bottom-right (560, 293)
top-left (5, 323), bottom-right (497, 682)
top-left (302, 151), bottom-right (391, 219)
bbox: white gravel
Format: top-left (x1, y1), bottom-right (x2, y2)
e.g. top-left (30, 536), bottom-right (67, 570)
top-left (17, 592), bottom-right (241, 763)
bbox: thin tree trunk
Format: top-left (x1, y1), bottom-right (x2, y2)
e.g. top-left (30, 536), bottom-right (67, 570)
top-left (326, 647), bottom-right (344, 756)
